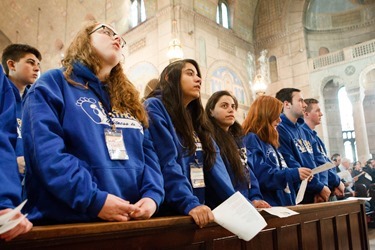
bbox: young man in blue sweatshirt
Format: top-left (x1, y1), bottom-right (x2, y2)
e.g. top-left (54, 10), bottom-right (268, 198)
top-left (0, 65), bottom-right (32, 241)
top-left (302, 98), bottom-right (345, 200)
top-left (275, 88), bottom-right (331, 204)
top-left (1, 44), bottom-right (42, 178)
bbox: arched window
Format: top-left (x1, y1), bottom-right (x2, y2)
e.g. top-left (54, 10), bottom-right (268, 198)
top-left (319, 47), bottom-right (330, 56)
top-left (269, 56), bottom-right (278, 82)
top-left (216, 0), bottom-right (230, 29)
top-left (131, 0), bottom-right (146, 28)
top-left (338, 87), bottom-right (357, 161)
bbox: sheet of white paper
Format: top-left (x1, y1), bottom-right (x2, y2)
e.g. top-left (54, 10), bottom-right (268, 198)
top-left (212, 192), bottom-right (267, 241)
top-left (346, 197), bottom-right (372, 201)
top-left (295, 163), bottom-right (336, 204)
top-left (0, 214), bottom-right (27, 234)
top-left (337, 170), bottom-right (351, 180)
top-left (296, 179), bottom-right (308, 204)
top-left (311, 162), bottom-right (335, 175)
top-left (365, 173), bottom-right (372, 181)
top-left (0, 200), bottom-right (27, 225)
top-left (262, 207), bottom-right (299, 218)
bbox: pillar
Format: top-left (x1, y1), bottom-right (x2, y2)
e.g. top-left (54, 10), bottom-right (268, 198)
top-left (346, 87), bottom-right (371, 163)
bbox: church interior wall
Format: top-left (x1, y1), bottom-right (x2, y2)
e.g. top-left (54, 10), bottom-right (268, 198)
top-left (0, 0), bottom-right (374, 159)
top-left (306, 24), bottom-right (375, 57)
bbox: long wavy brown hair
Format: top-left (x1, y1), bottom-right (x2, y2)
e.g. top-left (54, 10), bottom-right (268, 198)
top-left (205, 91), bottom-right (247, 185)
top-left (242, 95), bottom-right (282, 147)
top-left (61, 21), bottom-right (148, 126)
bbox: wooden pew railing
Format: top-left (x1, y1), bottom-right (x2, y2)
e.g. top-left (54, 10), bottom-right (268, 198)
top-left (1, 200), bottom-right (369, 249)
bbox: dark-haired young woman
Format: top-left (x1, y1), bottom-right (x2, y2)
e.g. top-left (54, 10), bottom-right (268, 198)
top-left (144, 59), bottom-right (235, 227)
top-left (206, 90), bottom-right (270, 208)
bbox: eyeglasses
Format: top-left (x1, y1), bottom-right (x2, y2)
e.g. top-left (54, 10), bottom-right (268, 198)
top-left (89, 24), bottom-right (126, 48)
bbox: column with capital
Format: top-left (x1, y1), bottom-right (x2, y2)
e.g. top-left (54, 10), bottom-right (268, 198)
top-left (346, 87), bottom-right (371, 162)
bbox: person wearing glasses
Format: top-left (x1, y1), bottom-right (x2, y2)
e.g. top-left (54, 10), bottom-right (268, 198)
top-left (144, 59), bottom-right (235, 228)
top-left (21, 21), bottom-right (164, 224)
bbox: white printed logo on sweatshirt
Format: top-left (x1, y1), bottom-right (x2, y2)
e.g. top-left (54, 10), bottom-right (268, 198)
top-left (17, 118), bottom-right (22, 138)
top-left (266, 146), bottom-right (290, 193)
top-left (266, 147), bottom-right (278, 166)
top-left (76, 97), bottom-right (109, 124)
top-left (239, 147), bottom-right (247, 166)
top-left (294, 139), bottom-right (313, 154)
top-left (76, 97), bottom-right (143, 132)
top-left (192, 132), bottom-right (202, 151)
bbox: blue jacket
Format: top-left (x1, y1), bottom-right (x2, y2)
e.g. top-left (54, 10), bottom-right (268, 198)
top-left (0, 65), bottom-right (21, 209)
top-left (144, 97), bottom-right (235, 214)
top-left (277, 114), bottom-right (325, 203)
top-left (302, 124), bottom-right (340, 189)
top-left (10, 83), bottom-right (27, 181)
top-left (219, 138), bottom-right (263, 203)
top-left (10, 83), bottom-right (26, 157)
top-left (22, 63), bottom-right (164, 223)
top-left (244, 132), bottom-right (299, 206)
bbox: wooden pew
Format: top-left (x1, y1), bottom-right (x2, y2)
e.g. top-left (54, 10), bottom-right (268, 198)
top-left (1, 200), bottom-right (369, 249)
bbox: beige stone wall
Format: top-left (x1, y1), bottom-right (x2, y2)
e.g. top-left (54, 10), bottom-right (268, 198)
top-left (0, 0), bottom-right (374, 158)
top-left (254, 0), bottom-right (309, 96)
top-left (123, 1), bottom-right (256, 123)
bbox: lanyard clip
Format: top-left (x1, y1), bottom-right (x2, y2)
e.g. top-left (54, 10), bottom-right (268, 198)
top-left (111, 123), bottom-right (116, 131)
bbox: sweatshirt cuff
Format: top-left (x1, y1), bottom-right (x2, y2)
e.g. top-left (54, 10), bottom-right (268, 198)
top-left (142, 191), bottom-right (164, 209)
top-left (86, 190), bottom-right (108, 218)
top-left (183, 200), bottom-right (201, 215)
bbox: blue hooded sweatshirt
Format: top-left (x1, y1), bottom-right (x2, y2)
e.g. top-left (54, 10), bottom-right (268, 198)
top-left (0, 65), bottom-right (21, 209)
top-left (277, 114), bottom-right (326, 203)
top-left (10, 82), bottom-right (28, 181)
top-left (144, 97), bottom-right (235, 215)
top-left (22, 63), bottom-right (164, 223)
top-left (244, 132), bottom-right (299, 206)
top-left (9, 83), bottom-right (26, 158)
top-left (302, 123), bottom-right (340, 190)
top-left (221, 139), bottom-right (263, 202)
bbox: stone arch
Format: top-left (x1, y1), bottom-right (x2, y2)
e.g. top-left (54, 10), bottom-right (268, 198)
top-left (318, 47), bottom-right (330, 56)
top-left (206, 60), bottom-right (251, 105)
top-left (127, 61), bottom-right (159, 99)
top-left (269, 55), bottom-right (278, 82)
top-left (205, 60), bottom-right (252, 122)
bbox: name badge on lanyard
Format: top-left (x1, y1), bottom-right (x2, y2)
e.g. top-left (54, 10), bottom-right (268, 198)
top-left (190, 162), bottom-right (205, 188)
top-left (104, 128), bottom-right (129, 160)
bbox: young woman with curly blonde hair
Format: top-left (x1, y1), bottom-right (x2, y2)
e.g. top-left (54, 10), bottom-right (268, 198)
top-left (22, 21), bottom-right (164, 224)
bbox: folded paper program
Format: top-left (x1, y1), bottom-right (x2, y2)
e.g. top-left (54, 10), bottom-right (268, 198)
top-left (212, 192), bottom-right (267, 241)
top-left (0, 200), bottom-right (28, 234)
top-left (261, 207), bottom-right (299, 218)
top-left (296, 162), bottom-right (336, 204)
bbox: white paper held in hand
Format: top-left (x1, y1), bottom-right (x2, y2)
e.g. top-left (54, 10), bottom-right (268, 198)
top-left (212, 192), bottom-right (267, 241)
top-left (295, 162), bottom-right (336, 204)
top-left (0, 214), bottom-right (28, 234)
top-left (295, 179), bottom-right (308, 204)
top-left (0, 199), bottom-right (27, 225)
